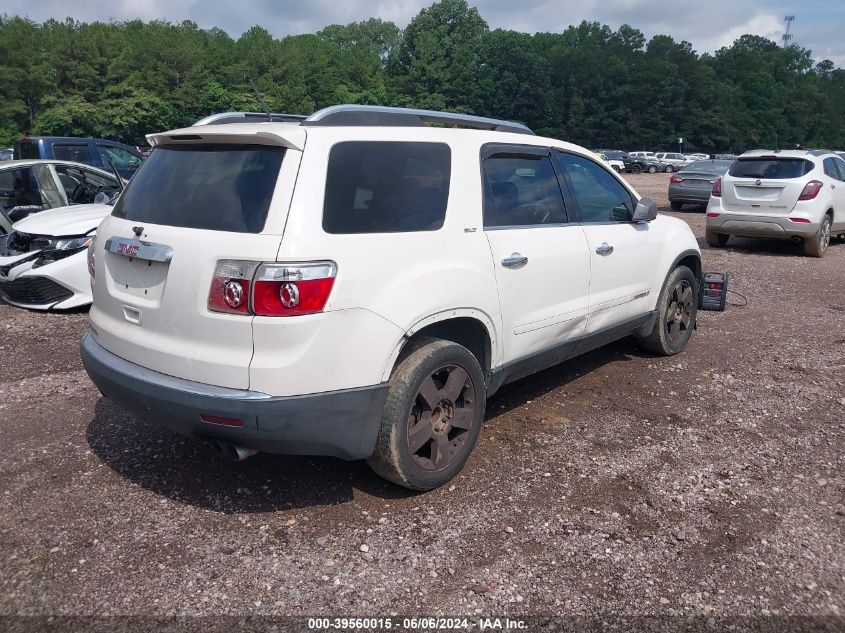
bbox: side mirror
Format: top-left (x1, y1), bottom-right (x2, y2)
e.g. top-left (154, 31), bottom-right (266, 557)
top-left (632, 196), bottom-right (658, 222)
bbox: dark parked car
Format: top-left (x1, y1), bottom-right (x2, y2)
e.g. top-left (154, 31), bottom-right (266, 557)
top-left (668, 159), bottom-right (735, 210)
top-left (624, 155), bottom-right (664, 174)
top-left (596, 149), bottom-right (629, 161)
top-left (13, 137), bottom-right (143, 179)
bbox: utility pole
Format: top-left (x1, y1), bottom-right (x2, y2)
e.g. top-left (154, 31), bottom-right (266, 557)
top-left (782, 16), bottom-right (794, 47)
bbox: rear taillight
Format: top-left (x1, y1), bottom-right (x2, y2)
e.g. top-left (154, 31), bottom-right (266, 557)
top-left (253, 262), bottom-right (337, 316)
top-left (87, 236), bottom-right (96, 279)
top-left (208, 260), bottom-right (258, 315)
top-left (208, 260), bottom-right (336, 317)
top-left (711, 176), bottom-right (722, 197)
top-left (788, 217), bottom-right (811, 223)
top-left (706, 212), bottom-right (720, 218)
top-left (669, 175), bottom-right (682, 184)
top-left (798, 180), bottom-right (823, 201)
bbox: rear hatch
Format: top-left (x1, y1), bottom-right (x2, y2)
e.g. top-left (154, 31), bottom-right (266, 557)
top-left (721, 156), bottom-right (813, 213)
top-left (89, 126), bottom-right (304, 390)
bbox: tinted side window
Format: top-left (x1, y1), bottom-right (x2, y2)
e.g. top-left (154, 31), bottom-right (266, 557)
top-left (833, 157), bottom-right (845, 181)
top-left (323, 142), bottom-right (450, 234)
top-left (53, 143), bottom-right (94, 164)
top-left (97, 144), bottom-right (142, 170)
top-left (482, 154), bottom-right (567, 228)
top-left (823, 158), bottom-right (841, 180)
top-left (556, 152), bottom-right (636, 223)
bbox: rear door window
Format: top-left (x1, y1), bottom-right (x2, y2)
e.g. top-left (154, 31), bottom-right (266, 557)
top-left (53, 143), bottom-right (94, 165)
top-left (729, 158), bottom-right (813, 179)
top-left (833, 157), bottom-right (845, 181)
top-left (823, 158), bottom-right (841, 180)
top-left (112, 144), bottom-right (284, 233)
top-left (323, 142), bottom-right (450, 234)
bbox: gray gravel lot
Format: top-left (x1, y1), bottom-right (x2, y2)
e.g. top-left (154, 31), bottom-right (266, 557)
top-left (1, 172), bottom-right (844, 629)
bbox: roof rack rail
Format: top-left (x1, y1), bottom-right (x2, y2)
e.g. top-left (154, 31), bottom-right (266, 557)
top-left (193, 112), bottom-right (307, 126)
top-left (302, 105), bottom-right (534, 135)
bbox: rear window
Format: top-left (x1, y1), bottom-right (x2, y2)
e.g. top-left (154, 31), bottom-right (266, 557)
top-left (729, 158), bottom-right (813, 179)
top-left (323, 141), bottom-right (450, 234)
top-left (682, 160), bottom-right (733, 173)
top-left (14, 141), bottom-right (39, 160)
top-left (112, 144), bottom-right (284, 233)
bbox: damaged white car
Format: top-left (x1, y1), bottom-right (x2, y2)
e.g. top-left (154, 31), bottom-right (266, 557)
top-left (0, 201), bottom-right (111, 309)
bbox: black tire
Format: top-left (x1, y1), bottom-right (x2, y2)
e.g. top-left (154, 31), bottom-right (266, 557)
top-left (670, 201), bottom-right (683, 211)
top-left (367, 339), bottom-right (485, 491)
top-left (705, 228), bottom-right (729, 247)
top-left (630, 164), bottom-right (643, 174)
top-left (803, 214), bottom-right (831, 258)
top-left (665, 165), bottom-right (674, 173)
top-left (648, 165), bottom-right (658, 174)
top-left (636, 266), bottom-right (699, 356)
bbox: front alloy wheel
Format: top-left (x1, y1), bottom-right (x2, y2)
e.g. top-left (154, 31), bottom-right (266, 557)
top-left (665, 279), bottom-right (694, 346)
top-left (636, 265), bottom-right (698, 356)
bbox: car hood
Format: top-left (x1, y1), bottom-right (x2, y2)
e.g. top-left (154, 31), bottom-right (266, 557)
top-left (12, 204), bottom-right (111, 237)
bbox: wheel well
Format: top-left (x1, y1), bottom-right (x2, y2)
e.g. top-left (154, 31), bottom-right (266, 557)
top-left (397, 318), bottom-right (492, 382)
top-left (676, 253), bottom-right (701, 283)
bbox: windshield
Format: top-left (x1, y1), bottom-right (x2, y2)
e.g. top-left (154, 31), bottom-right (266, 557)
top-left (729, 158), bottom-right (813, 179)
top-left (111, 144), bottom-right (284, 233)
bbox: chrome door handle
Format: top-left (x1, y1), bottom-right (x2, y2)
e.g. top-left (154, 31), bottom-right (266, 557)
top-left (501, 253), bottom-right (528, 268)
top-left (595, 243), bottom-right (614, 255)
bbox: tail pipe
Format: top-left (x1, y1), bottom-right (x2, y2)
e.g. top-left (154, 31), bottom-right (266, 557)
top-left (214, 440), bottom-right (258, 461)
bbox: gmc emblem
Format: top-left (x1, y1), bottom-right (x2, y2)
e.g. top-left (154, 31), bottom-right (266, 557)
top-left (117, 243), bottom-right (139, 257)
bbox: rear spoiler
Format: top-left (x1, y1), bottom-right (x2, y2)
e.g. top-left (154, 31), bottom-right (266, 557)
top-left (146, 126), bottom-right (305, 151)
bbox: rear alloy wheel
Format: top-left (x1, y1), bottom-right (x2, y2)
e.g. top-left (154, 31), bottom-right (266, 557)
top-left (368, 339), bottom-right (485, 491)
top-left (648, 165), bottom-right (658, 174)
top-left (636, 266), bottom-right (698, 356)
top-left (705, 228), bottom-right (729, 247)
top-left (804, 214), bottom-right (831, 258)
top-left (665, 165), bottom-right (674, 173)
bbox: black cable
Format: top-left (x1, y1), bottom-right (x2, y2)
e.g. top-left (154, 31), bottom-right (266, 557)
top-left (727, 289), bottom-right (748, 307)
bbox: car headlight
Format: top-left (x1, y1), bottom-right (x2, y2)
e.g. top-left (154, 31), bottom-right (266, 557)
top-left (51, 236), bottom-right (93, 251)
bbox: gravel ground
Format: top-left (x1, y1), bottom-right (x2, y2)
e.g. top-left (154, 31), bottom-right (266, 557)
top-left (1, 172), bottom-right (844, 630)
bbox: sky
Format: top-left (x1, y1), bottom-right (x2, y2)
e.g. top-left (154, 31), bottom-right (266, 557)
top-left (2, 0), bottom-right (844, 67)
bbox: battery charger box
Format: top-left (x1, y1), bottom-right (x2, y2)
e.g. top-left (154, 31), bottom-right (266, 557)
top-left (700, 272), bottom-right (728, 311)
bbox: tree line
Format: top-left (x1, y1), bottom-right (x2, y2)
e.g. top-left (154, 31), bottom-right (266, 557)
top-left (1, 0), bottom-right (843, 152)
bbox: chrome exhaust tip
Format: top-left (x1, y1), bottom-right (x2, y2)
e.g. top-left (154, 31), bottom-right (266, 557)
top-left (214, 440), bottom-right (258, 461)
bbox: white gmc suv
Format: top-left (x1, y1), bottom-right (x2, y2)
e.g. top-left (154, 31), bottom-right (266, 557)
top-left (706, 149), bottom-right (845, 257)
top-left (81, 105), bottom-right (702, 490)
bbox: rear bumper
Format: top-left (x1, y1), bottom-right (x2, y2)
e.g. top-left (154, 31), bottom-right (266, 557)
top-left (668, 185), bottom-right (710, 204)
top-left (81, 334), bottom-right (388, 460)
top-left (706, 207), bottom-right (819, 239)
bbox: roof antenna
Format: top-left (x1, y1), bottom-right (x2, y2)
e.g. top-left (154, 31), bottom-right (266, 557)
top-left (249, 78), bottom-right (272, 121)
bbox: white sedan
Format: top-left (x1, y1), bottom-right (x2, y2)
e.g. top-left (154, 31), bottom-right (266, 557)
top-left (0, 203), bottom-right (110, 309)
